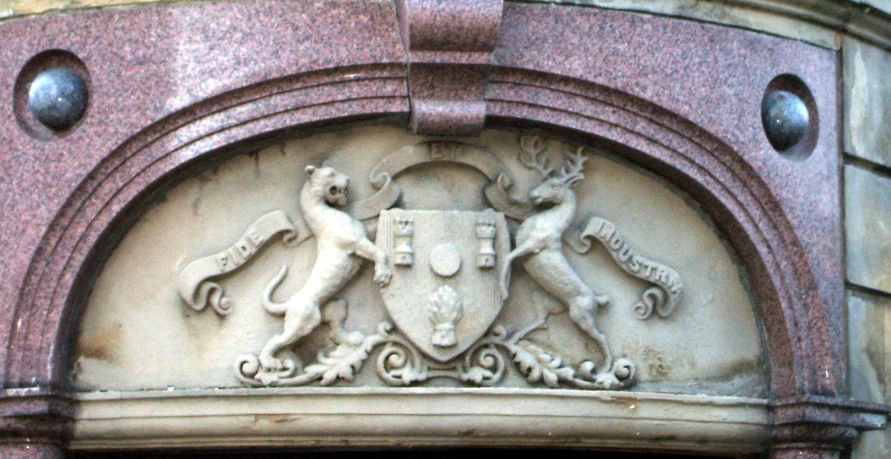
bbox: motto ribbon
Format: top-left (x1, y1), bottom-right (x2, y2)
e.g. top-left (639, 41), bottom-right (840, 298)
top-left (177, 211), bottom-right (301, 315)
top-left (569, 216), bottom-right (683, 319)
top-left (360, 141), bottom-right (531, 220)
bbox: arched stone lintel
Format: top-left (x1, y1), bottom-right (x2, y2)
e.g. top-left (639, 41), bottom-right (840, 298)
top-left (0, 1), bottom-right (885, 455)
top-left (10, 66), bottom-right (881, 459)
top-left (9, 69), bottom-right (830, 400)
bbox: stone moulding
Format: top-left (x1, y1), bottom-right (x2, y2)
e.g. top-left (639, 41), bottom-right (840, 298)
top-left (523, 0), bottom-right (891, 51)
top-left (69, 389), bottom-right (772, 452)
top-left (4, 0), bottom-right (891, 52)
top-left (0, 0), bottom-right (886, 456)
top-left (397, 0), bottom-right (504, 135)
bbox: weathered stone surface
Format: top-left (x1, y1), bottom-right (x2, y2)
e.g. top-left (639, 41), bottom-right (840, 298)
top-left (534, 0), bottom-right (841, 48)
top-left (0, 0), bottom-right (876, 455)
top-left (844, 38), bottom-right (891, 167)
top-left (0, 444), bottom-right (64, 459)
top-left (71, 389), bottom-right (773, 452)
top-left (862, 0), bottom-right (891, 15)
top-left (847, 286), bottom-right (891, 459)
top-left (854, 426), bottom-right (891, 458)
top-left (846, 165), bottom-right (891, 293)
top-left (74, 126), bottom-right (765, 395)
top-left (848, 291), bottom-right (888, 404)
top-left (848, 291), bottom-right (891, 458)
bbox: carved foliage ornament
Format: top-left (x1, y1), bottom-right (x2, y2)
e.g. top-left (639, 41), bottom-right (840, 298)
top-left (177, 135), bottom-right (683, 390)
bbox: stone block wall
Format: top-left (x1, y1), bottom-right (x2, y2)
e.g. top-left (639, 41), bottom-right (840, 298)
top-left (843, 36), bottom-right (891, 459)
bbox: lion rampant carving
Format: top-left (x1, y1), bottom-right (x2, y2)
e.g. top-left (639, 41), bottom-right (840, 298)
top-left (258, 165), bottom-right (392, 371)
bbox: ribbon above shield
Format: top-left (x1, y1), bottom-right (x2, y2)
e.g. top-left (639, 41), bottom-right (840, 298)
top-left (352, 141), bottom-right (532, 221)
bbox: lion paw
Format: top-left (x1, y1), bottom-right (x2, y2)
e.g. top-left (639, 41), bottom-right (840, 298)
top-left (374, 265), bottom-right (393, 287)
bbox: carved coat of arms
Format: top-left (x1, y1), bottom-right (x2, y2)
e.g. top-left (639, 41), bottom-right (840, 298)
top-left (177, 135), bottom-right (683, 390)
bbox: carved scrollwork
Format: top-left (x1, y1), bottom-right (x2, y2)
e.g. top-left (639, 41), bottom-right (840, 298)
top-left (456, 340), bottom-right (507, 386)
top-left (235, 317), bottom-right (390, 387)
top-left (178, 133), bottom-right (683, 392)
top-left (375, 327), bottom-right (430, 386)
top-left (633, 286), bottom-right (667, 320)
top-left (573, 217), bottom-right (683, 319)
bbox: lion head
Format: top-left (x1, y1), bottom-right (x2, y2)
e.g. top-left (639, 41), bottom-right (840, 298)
top-left (305, 165), bottom-right (350, 207)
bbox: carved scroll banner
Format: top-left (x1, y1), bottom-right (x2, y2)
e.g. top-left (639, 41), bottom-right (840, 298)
top-left (360, 141), bottom-right (531, 220)
top-left (575, 217), bottom-right (683, 319)
top-left (177, 211), bottom-right (301, 315)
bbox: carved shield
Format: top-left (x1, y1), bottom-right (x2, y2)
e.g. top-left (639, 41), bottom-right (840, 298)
top-left (376, 209), bottom-right (510, 362)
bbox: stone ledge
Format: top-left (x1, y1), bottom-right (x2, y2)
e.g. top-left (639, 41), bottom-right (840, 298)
top-left (71, 388), bottom-right (771, 453)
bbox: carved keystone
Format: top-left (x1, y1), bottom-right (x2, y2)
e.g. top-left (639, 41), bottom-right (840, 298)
top-left (396, 0), bottom-right (504, 136)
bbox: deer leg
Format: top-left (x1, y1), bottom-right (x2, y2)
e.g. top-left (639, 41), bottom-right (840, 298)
top-left (500, 241), bottom-right (539, 300)
top-left (567, 294), bottom-right (613, 369)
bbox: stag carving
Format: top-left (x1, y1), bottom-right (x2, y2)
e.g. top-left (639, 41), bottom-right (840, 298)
top-left (500, 136), bottom-right (617, 379)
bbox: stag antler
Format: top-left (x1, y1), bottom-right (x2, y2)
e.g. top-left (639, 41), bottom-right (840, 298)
top-left (518, 134), bottom-right (554, 177)
top-left (555, 146), bottom-right (588, 186)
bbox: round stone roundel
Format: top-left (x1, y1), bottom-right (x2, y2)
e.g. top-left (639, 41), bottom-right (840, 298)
top-left (429, 243), bottom-right (461, 277)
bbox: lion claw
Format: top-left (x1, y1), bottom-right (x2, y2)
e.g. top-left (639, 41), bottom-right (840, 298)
top-left (374, 267), bottom-right (392, 287)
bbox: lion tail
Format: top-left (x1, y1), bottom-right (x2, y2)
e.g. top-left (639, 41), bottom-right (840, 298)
top-left (262, 265), bottom-right (289, 315)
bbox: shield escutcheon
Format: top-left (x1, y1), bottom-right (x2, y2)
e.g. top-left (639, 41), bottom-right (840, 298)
top-left (376, 209), bottom-right (510, 362)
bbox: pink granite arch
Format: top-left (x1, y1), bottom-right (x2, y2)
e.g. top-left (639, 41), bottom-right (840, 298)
top-left (7, 67), bottom-right (824, 400)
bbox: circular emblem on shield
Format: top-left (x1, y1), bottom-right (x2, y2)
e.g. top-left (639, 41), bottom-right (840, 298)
top-left (430, 244), bottom-right (461, 277)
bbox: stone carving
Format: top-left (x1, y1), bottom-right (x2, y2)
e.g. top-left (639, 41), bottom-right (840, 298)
top-left (378, 209), bottom-right (509, 363)
top-left (392, 216), bottom-right (415, 266)
top-left (571, 217), bottom-right (683, 319)
top-left (429, 244), bottom-right (462, 278)
top-left (176, 136), bottom-right (683, 391)
top-left (427, 285), bottom-right (463, 347)
top-left (235, 165), bottom-right (392, 385)
top-left (500, 136), bottom-right (631, 388)
top-left (177, 211), bottom-right (299, 315)
top-left (235, 300), bottom-right (388, 387)
top-left (475, 214), bottom-right (498, 268)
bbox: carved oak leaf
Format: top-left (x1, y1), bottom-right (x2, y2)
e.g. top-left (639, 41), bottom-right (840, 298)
top-left (304, 336), bottom-right (381, 385)
top-left (512, 340), bottom-right (576, 388)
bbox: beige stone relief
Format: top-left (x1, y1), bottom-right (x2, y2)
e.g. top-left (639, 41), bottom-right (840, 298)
top-left (74, 126), bottom-right (765, 395)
